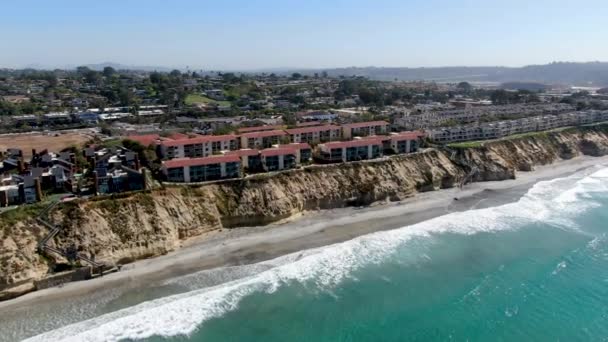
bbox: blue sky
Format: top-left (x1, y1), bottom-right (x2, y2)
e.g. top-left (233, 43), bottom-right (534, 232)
top-left (1, 0), bottom-right (607, 70)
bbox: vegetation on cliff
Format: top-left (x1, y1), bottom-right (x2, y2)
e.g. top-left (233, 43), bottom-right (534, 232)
top-left (2, 123), bottom-right (608, 299)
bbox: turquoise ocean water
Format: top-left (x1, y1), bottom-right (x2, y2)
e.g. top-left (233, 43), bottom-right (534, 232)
top-left (19, 166), bottom-right (608, 341)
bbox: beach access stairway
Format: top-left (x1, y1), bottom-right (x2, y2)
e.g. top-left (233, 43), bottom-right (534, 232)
top-left (36, 201), bottom-right (109, 275)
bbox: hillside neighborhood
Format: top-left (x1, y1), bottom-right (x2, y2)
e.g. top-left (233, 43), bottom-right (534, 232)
top-left (2, 67), bottom-right (608, 206)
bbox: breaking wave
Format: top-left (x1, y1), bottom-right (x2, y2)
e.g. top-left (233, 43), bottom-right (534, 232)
top-left (25, 166), bottom-right (608, 342)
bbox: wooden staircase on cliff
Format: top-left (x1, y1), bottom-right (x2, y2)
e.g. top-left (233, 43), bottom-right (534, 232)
top-left (35, 201), bottom-right (106, 274)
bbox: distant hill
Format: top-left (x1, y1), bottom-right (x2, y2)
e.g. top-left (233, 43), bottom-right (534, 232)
top-left (83, 62), bottom-right (173, 72)
top-left (499, 82), bottom-right (549, 91)
top-left (305, 62), bottom-right (608, 86)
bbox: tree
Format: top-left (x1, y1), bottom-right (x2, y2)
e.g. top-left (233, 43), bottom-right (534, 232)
top-left (291, 73), bottom-right (302, 80)
top-left (103, 66), bottom-right (116, 78)
top-left (76, 66), bottom-right (91, 75)
top-left (456, 82), bottom-right (473, 92)
top-left (597, 87), bottom-right (608, 95)
top-left (169, 69), bottom-right (182, 78)
top-left (84, 70), bottom-right (101, 84)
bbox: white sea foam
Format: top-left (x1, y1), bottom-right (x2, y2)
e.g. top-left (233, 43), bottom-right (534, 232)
top-left (25, 167), bottom-right (608, 342)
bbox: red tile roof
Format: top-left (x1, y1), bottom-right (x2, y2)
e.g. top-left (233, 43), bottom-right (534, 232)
top-left (296, 121), bottom-right (323, 127)
top-left (161, 134), bottom-right (238, 147)
top-left (163, 155), bottom-right (240, 168)
top-left (319, 138), bottom-right (384, 149)
top-left (237, 125), bottom-right (283, 133)
top-left (342, 121), bottom-right (389, 129)
top-left (260, 147), bottom-right (297, 157)
top-left (277, 143), bottom-right (311, 150)
top-left (167, 133), bottom-right (191, 140)
top-left (125, 134), bottom-right (161, 147)
top-left (389, 131), bottom-right (426, 141)
top-left (285, 125), bottom-right (341, 135)
top-left (241, 130), bottom-right (287, 139)
top-left (224, 149), bottom-right (260, 157)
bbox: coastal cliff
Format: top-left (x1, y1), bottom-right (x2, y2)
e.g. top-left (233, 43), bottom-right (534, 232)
top-left (2, 124), bottom-right (608, 299)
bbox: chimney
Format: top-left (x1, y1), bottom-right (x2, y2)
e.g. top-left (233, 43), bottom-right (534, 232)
top-left (90, 156), bottom-right (96, 172)
top-left (92, 171), bottom-right (99, 195)
top-left (141, 168), bottom-right (147, 190)
top-left (18, 158), bottom-right (25, 174)
top-left (134, 154), bottom-right (140, 170)
top-left (34, 178), bottom-right (43, 202)
top-left (32, 149), bottom-right (37, 158)
top-left (18, 183), bottom-right (25, 203)
top-left (0, 190), bottom-right (7, 207)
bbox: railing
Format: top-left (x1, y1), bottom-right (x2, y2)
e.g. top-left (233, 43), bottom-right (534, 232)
top-left (36, 201), bottom-right (103, 269)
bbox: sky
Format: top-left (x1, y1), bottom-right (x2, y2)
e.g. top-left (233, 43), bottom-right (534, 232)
top-left (1, 0), bottom-right (608, 70)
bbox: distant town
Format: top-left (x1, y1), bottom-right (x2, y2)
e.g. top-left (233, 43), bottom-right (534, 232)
top-left (1, 66), bottom-right (608, 206)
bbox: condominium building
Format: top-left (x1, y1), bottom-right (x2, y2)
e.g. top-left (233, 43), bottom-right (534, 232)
top-left (285, 125), bottom-right (341, 144)
top-left (240, 130), bottom-right (288, 149)
top-left (161, 155), bottom-right (241, 183)
top-left (316, 138), bottom-right (384, 163)
top-left (260, 147), bottom-right (298, 172)
top-left (342, 121), bottom-right (389, 139)
top-left (159, 134), bottom-right (239, 159)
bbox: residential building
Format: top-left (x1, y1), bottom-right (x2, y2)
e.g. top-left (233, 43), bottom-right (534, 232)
top-left (342, 121), bottom-right (389, 139)
top-left (162, 155), bottom-right (241, 183)
top-left (275, 143), bottom-right (312, 164)
top-left (386, 131), bottom-right (426, 154)
top-left (224, 149), bottom-right (263, 172)
top-left (159, 134), bottom-right (239, 159)
top-left (240, 130), bottom-right (288, 149)
top-left (316, 138), bottom-right (384, 163)
top-left (260, 147), bottom-right (298, 172)
top-left (285, 125), bottom-right (341, 144)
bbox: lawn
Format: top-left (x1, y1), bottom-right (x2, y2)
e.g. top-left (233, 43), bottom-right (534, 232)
top-left (185, 94), bottom-right (231, 107)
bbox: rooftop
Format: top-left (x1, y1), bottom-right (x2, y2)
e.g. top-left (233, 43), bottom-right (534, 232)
top-left (260, 147), bottom-right (298, 157)
top-left (285, 125), bottom-right (341, 135)
top-left (342, 121), bottom-right (389, 129)
top-left (237, 125), bottom-right (284, 133)
top-left (241, 130), bottom-right (287, 139)
top-left (161, 134), bottom-right (238, 147)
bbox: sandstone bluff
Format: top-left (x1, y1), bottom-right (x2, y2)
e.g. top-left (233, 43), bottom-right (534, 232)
top-left (2, 124), bottom-right (608, 300)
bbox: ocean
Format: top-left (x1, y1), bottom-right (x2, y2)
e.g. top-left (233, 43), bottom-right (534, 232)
top-left (5, 166), bottom-right (608, 341)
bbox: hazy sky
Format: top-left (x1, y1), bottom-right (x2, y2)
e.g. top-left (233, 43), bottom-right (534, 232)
top-left (2, 0), bottom-right (607, 70)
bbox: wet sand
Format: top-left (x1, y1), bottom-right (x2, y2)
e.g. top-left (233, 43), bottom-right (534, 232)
top-left (1, 155), bottom-right (607, 312)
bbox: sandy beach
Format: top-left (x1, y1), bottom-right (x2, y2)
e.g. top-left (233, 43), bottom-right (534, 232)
top-left (1, 155), bottom-right (607, 313)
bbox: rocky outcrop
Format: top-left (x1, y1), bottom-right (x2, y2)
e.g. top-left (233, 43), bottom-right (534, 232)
top-left (2, 124), bottom-right (608, 299)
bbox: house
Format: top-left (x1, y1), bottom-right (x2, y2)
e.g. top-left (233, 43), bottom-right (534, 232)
top-left (162, 155), bottom-right (241, 183)
top-left (0, 185), bottom-right (20, 206)
top-left (159, 134), bottom-right (239, 159)
top-left (316, 138), bottom-right (384, 163)
top-left (76, 111), bottom-right (100, 124)
top-left (260, 147), bottom-right (297, 172)
top-left (342, 121), bottom-right (389, 139)
top-left (11, 115), bottom-right (38, 127)
top-left (95, 165), bottom-right (145, 194)
top-left (205, 89), bottom-right (226, 101)
top-left (42, 113), bottom-right (71, 125)
top-left (285, 125), bottom-right (341, 144)
top-left (240, 130), bottom-right (288, 149)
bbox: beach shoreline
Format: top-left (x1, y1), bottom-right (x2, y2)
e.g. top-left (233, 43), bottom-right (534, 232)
top-left (1, 155), bottom-right (607, 311)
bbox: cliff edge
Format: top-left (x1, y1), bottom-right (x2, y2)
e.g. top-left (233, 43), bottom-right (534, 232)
top-left (2, 124), bottom-right (608, 300)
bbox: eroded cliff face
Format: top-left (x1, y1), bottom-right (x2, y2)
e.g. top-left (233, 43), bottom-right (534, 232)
top-left (2, 124), bottom-right (608, 298)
